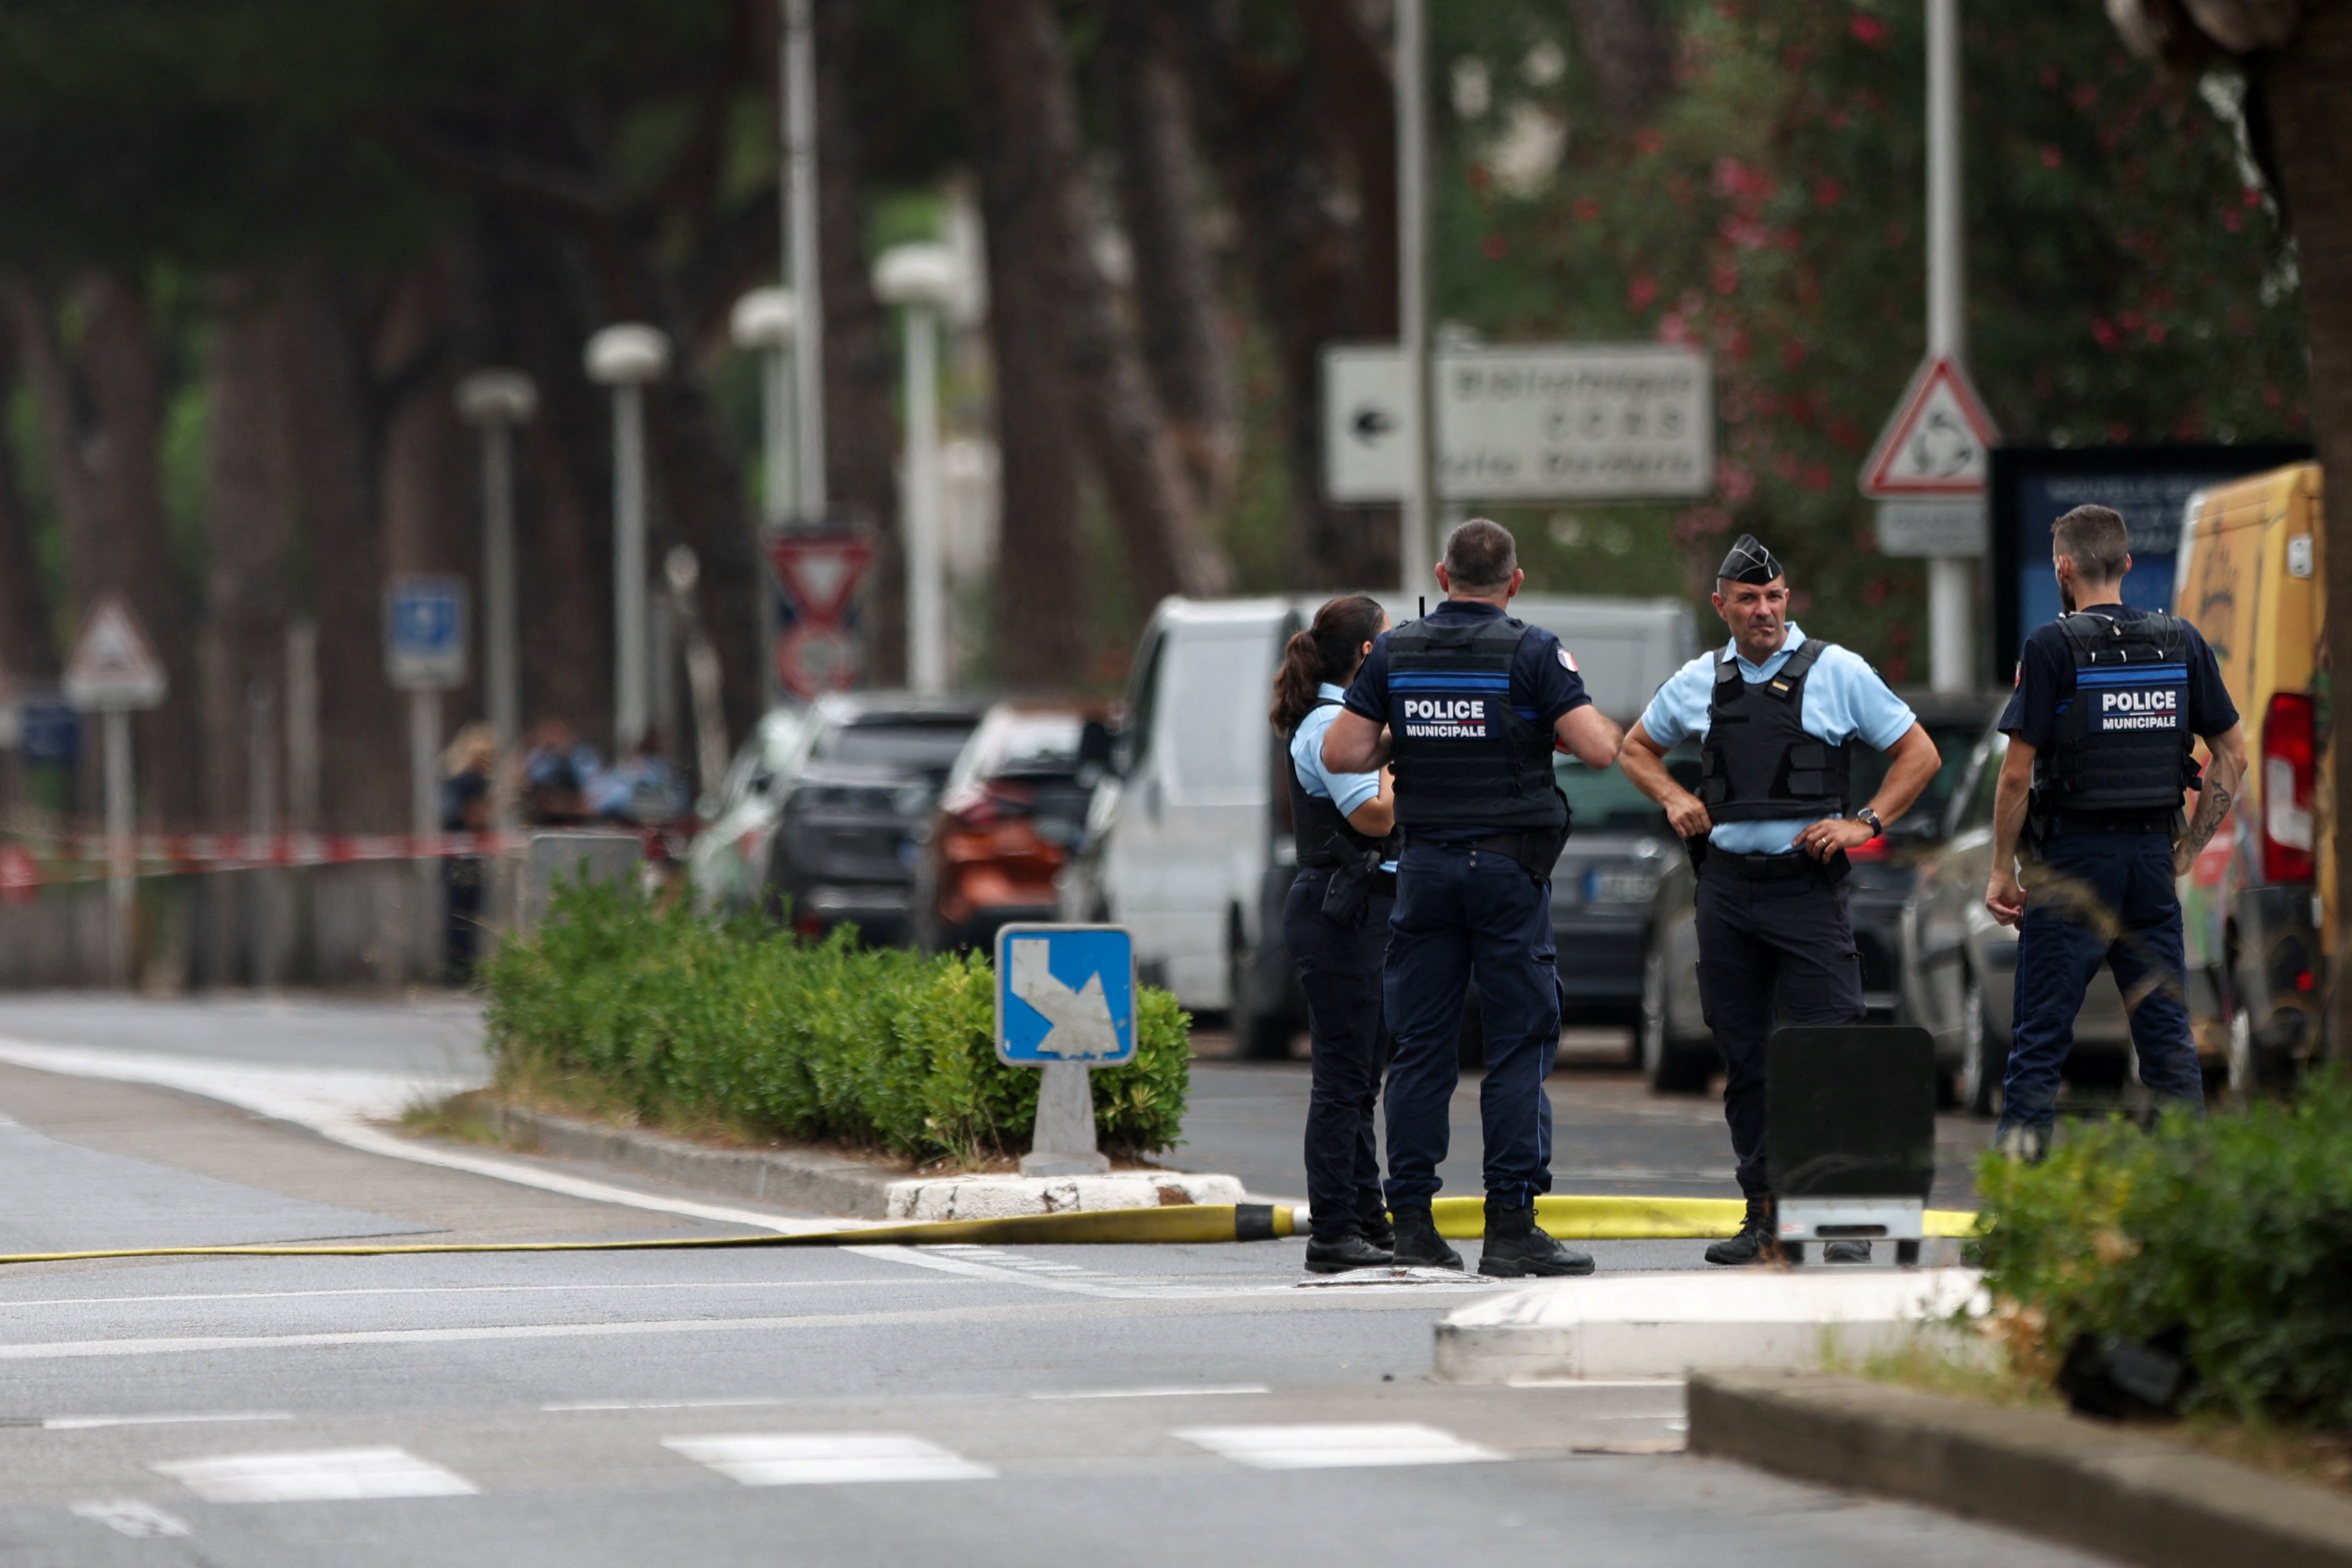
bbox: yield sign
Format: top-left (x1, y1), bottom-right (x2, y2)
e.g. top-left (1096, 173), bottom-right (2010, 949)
top-left (1859, 355), bottom-right (1999, 499)
top-left (64, 592), bottom-right (167, 710)
top-left (768, 533), bottom-right (874, 626)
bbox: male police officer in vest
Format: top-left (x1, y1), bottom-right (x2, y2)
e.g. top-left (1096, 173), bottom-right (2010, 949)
top-left (1617, 535), bottom-right (1942, 1264)
top-left (1983, 503), bottom-right (2245, 1160)
top-left (1323, 519), bottom-right (1624, 1276)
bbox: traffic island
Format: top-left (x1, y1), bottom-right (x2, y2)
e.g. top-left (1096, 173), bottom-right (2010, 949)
top-left (1432, 1268), bottom-right (1984, 1383)
top-left (1687, 1368), bottom-right (2352, 1568)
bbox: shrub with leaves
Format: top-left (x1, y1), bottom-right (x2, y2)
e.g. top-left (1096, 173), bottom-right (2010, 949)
top-left (479, 881), bottom-right (1191, 1165)
top-left (1973, 1072), bottom-right (2352, 1429)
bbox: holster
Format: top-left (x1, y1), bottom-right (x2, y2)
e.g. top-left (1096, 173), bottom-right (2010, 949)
top-left (1511, 823), bottom-right (1570, 881)
top-left (1683, 833), bottom-right (1711, 874)
top-left (1319, 848), bottom-right (1381, 927)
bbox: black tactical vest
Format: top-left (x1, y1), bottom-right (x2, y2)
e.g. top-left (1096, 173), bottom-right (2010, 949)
top-left (1288, 701), bottom-right (1399, 869)
top-left (2034, 611), bottom-right (2201, 817)
top-left (1385, 615), bottom-right (1568, 832)
top-left (1698, 638), bottom-right (1853, 822)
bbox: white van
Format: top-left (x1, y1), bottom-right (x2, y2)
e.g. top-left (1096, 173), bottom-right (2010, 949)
top-left (1061, 593), bottom-right (1696, 1052)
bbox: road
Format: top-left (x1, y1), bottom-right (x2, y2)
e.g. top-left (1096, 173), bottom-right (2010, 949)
top-left (0, 994), bottom-right (2074, 1567)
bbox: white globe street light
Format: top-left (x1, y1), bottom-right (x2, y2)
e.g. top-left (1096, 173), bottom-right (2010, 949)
top-left (454, 369), bottom-right (537, 779)
top-left (873, 243), bottom-right (963, 696)
top-left (586, 324), bottom-right (671, 752)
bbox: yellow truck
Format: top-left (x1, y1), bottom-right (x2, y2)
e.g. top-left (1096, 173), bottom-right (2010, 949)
top-left (2173, 462), bottom-right (2328, 1091)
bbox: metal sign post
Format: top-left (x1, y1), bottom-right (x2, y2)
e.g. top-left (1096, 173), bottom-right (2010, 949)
top-left (387, 576), bottom-right (468, 981)
top-left (994, 924), bottom-right (1138, 1177)
top-left (64, 593), bottom-right (168, 987)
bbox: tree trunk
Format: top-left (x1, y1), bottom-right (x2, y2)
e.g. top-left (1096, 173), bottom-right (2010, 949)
top-left (1105, 4), bottom-right (1238, 520)
top-left (7, 274), bottom-right (203, 826)
top-left (818, 0), bottom-right (907, 689)
top-left (971, 0), bottom-right (1229, 610)
top-left (969, 0), bottom-right (1087, 689)
top-left (0, 313), bottom-right (56, 684)
top-left (1177, 0), bottom-right (1399, 592)
top-left (2252, 8), bottom-right (2352, 1065)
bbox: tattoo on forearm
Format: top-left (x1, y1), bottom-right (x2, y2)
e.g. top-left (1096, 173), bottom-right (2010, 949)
top-left (2181, 783), bottom-right (2233, 861)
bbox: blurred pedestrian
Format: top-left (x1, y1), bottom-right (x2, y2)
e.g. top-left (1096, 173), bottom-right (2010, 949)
top-left (440, 721), bottom-right (498, 982)
top-left (1983, 504), bottom-right (2244, 1160)
top-left (1617, 534), bottom-right (1940, 1265)
top-left (1323, 519), bottom-right (1623, 1277)
top-left (592, 728), bottom-right (684, 826)
top-left (522, 717), bottom-right (597, 826)
top-left (1270, 594), bottom-right (1399, 1275)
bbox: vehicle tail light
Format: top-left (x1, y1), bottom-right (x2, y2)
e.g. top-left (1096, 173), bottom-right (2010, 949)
top-left (941, 779), bottom-right (1034, 832)
top-left (2261, 691), bottom-right (2316, 884)
top-left (1846, 835), bottom-right (1887, 863)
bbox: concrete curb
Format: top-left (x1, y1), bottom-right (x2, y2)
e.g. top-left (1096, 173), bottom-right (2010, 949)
top-left (1687, 1369), bottom-right (2352, 1568)
top-left (492, 1106), bottom-right (1243, 1221)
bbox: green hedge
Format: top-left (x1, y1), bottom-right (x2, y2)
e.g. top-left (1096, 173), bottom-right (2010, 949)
top-left (479, 882), bottom-right (1191, 1164)
top-left (1973, 1072), bottom-right (2352, 1429)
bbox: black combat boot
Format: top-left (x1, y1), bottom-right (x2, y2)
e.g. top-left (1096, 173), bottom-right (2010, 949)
top-left (1303, 1234), bottom-right (1395, 1274)
top-left (1388, 1204), bottom-right (1464, 1270)
top-left (1477, 1198), bottom-right (1595, 1278)
top-left (1704, 1195), bottom-right (1780, 1266)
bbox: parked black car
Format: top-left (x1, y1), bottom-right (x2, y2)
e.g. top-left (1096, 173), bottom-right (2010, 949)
top-left (1638, 691), bottom-right (2002, 1092)
top-left (762, 693), bottom-right (985, 946)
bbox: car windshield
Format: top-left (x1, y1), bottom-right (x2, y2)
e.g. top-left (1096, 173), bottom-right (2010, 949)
top-left (1853, 717), bottom-right (1987, 837)
top-left (985, 716), bottom-right (1083, 777)
top-left (814, 718), bottom-right (976, 774)
top-left (1554, 753), bottom-right (1671, 834)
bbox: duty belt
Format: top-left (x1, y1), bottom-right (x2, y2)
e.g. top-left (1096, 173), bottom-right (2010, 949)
top-left (2044, 811), bottom-right (2176, 837)
top-left (1710, 848), bottom-right (1848, 883)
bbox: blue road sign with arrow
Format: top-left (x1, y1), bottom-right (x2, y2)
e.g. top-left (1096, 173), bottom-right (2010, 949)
top-left (993, 924), bottom-right (1138, 1066)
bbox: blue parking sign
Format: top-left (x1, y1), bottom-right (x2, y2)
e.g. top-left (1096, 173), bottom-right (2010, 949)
top-left (994, 924), bottom-right (1137, 1066)
top-left (385, 575), bottom-right (468, 689)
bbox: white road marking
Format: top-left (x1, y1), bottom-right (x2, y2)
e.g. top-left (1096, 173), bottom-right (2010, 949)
top-left (1174, 1423), bottom-right (1504, 1470)
top-left (46, 1411), bottom-right (291, 1431)
top-left (664, 1432), bottom-right (993, 1486)
top-left (544, 1398), bottom-right (789, 1413)
top-left (69, 1500), bottom-right (191, 1537)
top-left (0, 1279), bottom-right (945, 1311)
top-left (1030, 1385), bottom-right (1269, 1400)
top-left (153, 1446), bottom-right (477, 1503)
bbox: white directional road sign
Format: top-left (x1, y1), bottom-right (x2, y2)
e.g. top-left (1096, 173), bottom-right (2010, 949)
top-left (1321, 343), bottom-right (1713, 504)
top-left (1860, 354), bottom-right (1998, 500)
top-left (994, 924), bottom-right (1137, 1066)
top-left (386, 576), bottom-right (469, 691)
top-left (64, 592), bottom-right (167, 710)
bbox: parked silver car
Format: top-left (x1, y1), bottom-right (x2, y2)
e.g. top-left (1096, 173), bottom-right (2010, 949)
top-left (1898, 719), bottom-right (2149, 1115)
top-left (688, 705), bottom-right (813, 915)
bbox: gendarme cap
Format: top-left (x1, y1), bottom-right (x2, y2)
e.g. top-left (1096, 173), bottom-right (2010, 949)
top-left (1717, 533), bottom-right (1784, 585)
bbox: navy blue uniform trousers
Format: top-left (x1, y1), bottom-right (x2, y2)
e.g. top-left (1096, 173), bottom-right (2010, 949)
top-left (2002, 829), bottom-right (2205, 1134)
top-left (1694, 865), bottom-right (1864, 1199)
top-left (1283, 869), bottom-right (1394, 1243)
top-left (1381, 841), bottom-right (1559, 1209)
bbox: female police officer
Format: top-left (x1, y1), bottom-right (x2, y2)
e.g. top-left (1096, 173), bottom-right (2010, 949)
top-left (1270, 594), bottom-right (1399, 1273)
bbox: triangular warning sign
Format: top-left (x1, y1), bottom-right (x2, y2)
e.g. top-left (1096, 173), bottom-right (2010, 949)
top-left (1860, 355), bottom-right (1999, 499)
top-left (768, 533), bottom-right (875, 626)
top-left (64, 592), bottom-right (167, 710)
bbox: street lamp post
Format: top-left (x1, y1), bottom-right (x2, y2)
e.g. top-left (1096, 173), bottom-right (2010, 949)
top-left (454, 368), bottom-right (538, 784)
top-left (731, 289), bottom-right (797, 707)
top-left (585, 325), bottom-right (671, 753)
top-left (873, 244), bottom-right (961, 696)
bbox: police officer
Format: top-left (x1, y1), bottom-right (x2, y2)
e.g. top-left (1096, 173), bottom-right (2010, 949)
top-left (1617, 535), bottom-right (1941, 1265)
top-left (1323, 519), bottom-right (1623, 1277)
top-left (1983, 503), bottom-right (2245, 1160)
top-left (1270, 594), bottom-right (1399, 1274)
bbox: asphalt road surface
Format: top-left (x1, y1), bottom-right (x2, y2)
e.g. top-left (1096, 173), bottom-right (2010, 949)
top-left (0, 993), bottom-right (2067, 1568)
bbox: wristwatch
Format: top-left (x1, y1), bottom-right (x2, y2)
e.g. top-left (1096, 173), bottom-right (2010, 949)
top-left (1853, 807), bottom-right (1883, 838)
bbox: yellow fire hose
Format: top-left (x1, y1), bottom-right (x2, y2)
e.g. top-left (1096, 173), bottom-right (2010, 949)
top-left (0, 1196), bottom-right (1979, 1267)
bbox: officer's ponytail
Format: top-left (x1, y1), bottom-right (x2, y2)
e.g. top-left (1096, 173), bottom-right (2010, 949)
top-left (1269, 594), bottom-right (1387, 735)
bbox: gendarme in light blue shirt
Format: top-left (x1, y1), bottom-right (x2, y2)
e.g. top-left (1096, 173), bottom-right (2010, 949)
top-left (1638, 622), bottom-right (1916, 855)
top-left (1291, 683), bottom-right (1396, 872)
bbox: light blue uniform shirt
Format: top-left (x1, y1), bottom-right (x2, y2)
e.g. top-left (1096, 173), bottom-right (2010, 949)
top-left (1638, 622), bottom-right (1916, 855)
top-left (1291, 683), bottom-right (1396, 873)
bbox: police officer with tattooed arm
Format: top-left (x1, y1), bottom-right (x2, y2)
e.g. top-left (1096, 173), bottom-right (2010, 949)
top-left (1617, 535), bottom-right (1942, 1265)
top-left (1983, 503), bottom-right (2245, 1161)
top-left (1322, 520), bottom-right (1624, 1276)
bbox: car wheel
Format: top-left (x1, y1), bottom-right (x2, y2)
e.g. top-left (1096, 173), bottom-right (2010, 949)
top-left (1958, 972), bottom-right (2005, 1119)
top-left (1229, 921), bottom-right (1293, 1062)
top-left (1641, 935), bottom-right (1712, 1094)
